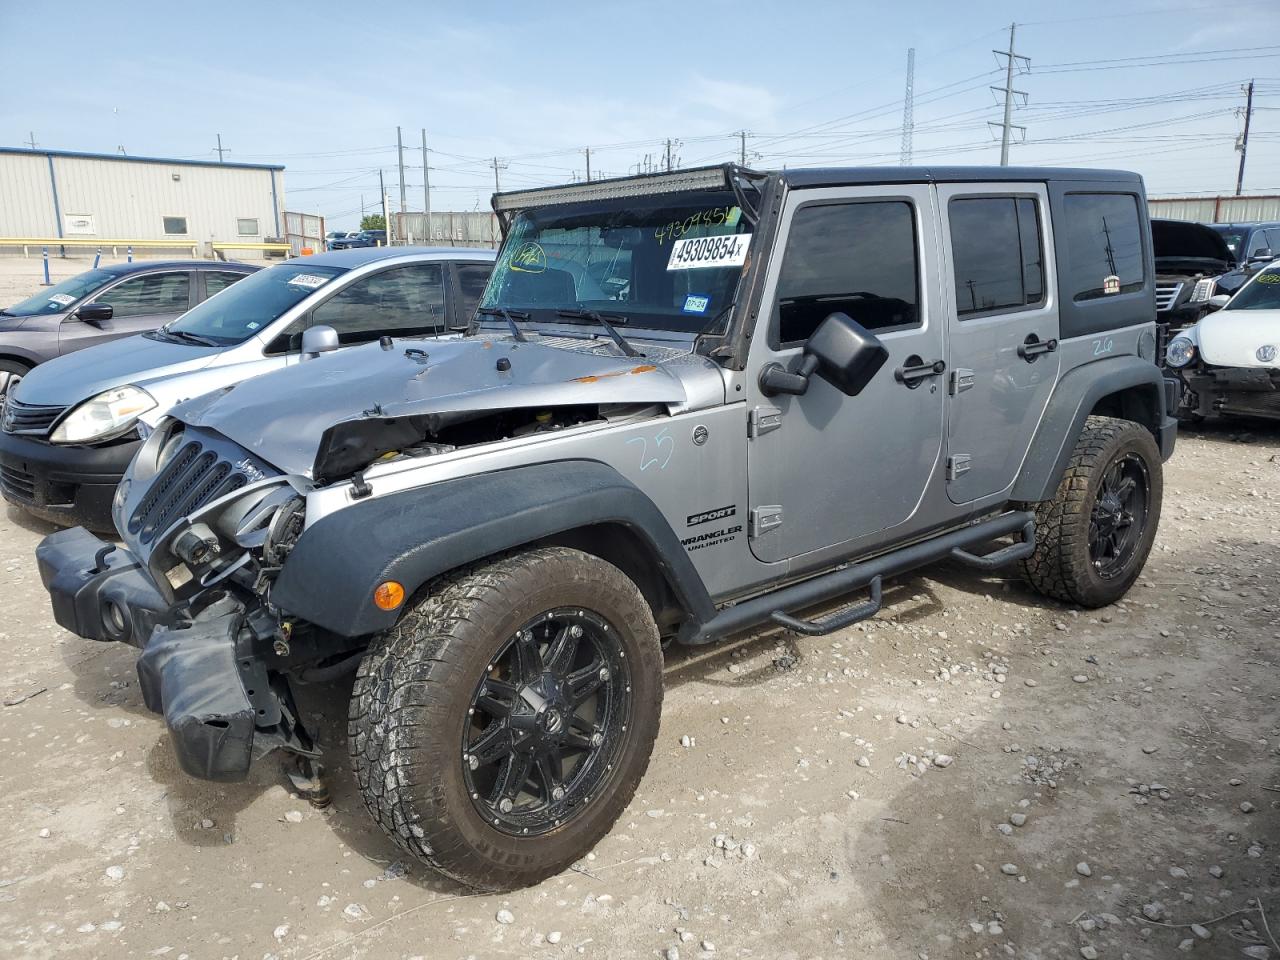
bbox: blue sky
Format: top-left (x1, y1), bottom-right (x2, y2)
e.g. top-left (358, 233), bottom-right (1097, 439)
top-left (2, 0), bottom-right (1278, 228)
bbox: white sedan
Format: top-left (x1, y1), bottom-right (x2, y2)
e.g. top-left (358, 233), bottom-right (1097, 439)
top-left (1167, 264), bottom-right (1280, 420)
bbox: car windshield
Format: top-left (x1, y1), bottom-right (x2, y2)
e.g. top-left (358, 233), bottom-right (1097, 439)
top-left (162, 262), bottom-right (347, 345)
top-left (3, 269), bottom-right (119, 317)
top-left (479, 190), bottom-right (752, 335)
top-left (1225, 268), bottom-right (1280, 310)
top-left (1209, 226), bottom-right (1246, 259)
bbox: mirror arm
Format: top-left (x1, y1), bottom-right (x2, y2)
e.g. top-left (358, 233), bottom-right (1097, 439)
top-left (759, 354), bottom-right (819, 397)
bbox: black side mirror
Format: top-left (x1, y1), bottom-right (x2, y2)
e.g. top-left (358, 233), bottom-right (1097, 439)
top-left (759, 312), bottom-right (890, 398)
top-left (1249, 248), bottom-right (1275, 265)
top-left (76, 302), bottom-right (113, 323)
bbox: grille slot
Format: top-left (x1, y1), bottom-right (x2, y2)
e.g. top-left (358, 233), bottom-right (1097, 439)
top-left (0, 464), bottom-right (35, 502)
top-left (1155, 281), bottom-right (1183, 313)
top-left (2, 399), bottom-right (67, 436)
top-left (128, 436), bottom-right (253, 544)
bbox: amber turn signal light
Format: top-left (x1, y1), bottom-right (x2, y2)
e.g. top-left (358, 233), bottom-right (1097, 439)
top-left (373, 581), bottom-right (405, 611)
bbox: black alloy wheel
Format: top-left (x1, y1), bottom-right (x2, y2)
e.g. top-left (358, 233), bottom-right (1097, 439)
top-left (1088, 452), bottom-right (1150, 581)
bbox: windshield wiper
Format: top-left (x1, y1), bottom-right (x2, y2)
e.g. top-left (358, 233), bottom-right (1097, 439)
top-left (475, 306), bottom-right (530, 342)
top-left (164, 329), bottom-right (220, 346)
top-left (555, 308), bottom-right (643, 358)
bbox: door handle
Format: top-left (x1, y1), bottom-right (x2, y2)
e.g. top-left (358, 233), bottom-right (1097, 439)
top-left (894, 356), bottom-right (946, 387)
top-left (1017, 335), bottom-right (1058, 362)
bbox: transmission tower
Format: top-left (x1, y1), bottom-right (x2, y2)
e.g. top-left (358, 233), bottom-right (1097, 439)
top-left (988, 23), bottom-right (1030, 166)
top-left (900, 48), bottom-right (915, 165)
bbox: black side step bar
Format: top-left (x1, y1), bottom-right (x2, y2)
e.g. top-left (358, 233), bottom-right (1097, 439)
top-left (678, 510), bottom-right (1035, 645)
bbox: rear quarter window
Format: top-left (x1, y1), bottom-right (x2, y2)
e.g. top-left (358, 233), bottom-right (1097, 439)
top-left (1063, 193), bottom-right (1145, 302)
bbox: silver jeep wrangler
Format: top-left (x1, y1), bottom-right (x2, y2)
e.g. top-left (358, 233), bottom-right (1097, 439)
top-left (34, 164), bottom-right (1178, 891)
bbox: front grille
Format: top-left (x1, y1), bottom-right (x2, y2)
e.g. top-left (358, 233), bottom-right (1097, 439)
top-left (1218, 391), bottom-right (1280, 416)
top-left (1155, 281), bottom-right (1183, 313)
top-left (0, 463), bottom-right (36, 503)
top-left (127, 434), bottom-right (252, 544)
top-left (2, 398), bottom-right (67, 436)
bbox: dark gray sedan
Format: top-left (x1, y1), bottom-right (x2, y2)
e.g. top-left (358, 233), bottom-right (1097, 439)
top-left (0, 260), bottom-right (258, 403)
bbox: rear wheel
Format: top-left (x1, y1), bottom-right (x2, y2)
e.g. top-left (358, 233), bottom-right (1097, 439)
top-left (348, 547), bottom-right (663, 891)
top-left (1021, 416), bottom-right (1162, 608)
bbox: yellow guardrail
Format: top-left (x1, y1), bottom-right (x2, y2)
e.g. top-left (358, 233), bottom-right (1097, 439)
top-left (0, 238), bottom-right (202, 257)
top-left (211, 242), bottom-right (293, 253)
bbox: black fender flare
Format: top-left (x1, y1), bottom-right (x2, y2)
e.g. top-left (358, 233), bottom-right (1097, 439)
top-left (270, 459), bottom-right (716, 638)
top-left (1011, 355), bottom-right (1178, 503)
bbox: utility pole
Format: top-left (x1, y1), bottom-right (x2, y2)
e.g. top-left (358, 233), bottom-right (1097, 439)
top-left (989, 23), bottom-right (1030, 166)
top-left (739, 130), bottom-right (748, 165)
top-left (215, 133), bottom-right (227, 162)
top-left (1236, 79), bottom-right (1255, 196)
top-left (421, 129), bottom-right (431, 240)
top-left (379, 169), bottom-right (390, 246)
top-left (664, 139), bottom-right (675, 172)
top-left (584, 147), bottom-right (591, 182)
top-left (24, 131), bottom-right (37, 150)
top-left (900, 48), bottom-right (915, 165)
top-left (396, 126), bottom-right (407, 235)
top-left (492, 157), bottom-right (504, 193)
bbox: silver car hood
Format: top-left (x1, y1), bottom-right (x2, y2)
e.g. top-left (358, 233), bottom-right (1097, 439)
top-left (177, 333), bottom-right (723, 477)
top-left (14, 333), bottom-right (220, 406)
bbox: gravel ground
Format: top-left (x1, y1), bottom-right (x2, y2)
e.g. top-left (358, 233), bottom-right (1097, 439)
top-left (0, 259), bottom-right (1276, 958)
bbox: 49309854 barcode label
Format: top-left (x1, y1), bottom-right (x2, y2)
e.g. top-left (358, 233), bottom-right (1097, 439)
top-left (666, 233), bottom-right (751, 271)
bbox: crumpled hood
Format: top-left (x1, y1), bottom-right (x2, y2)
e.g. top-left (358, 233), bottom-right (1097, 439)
top-left (177, 334), bottom-right (711, 477)
top-left (1196, 309), bottom-right (1280, 368)
top-left (14, 333), bottom-right (220, 406)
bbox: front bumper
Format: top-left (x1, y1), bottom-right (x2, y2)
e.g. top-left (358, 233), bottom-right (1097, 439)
top-left (36, 526), bottom-right (264, 781)
top-left (0, 429), bottom-right (139, 531)
top-left (1174, 366), bottom-right (1280, 420)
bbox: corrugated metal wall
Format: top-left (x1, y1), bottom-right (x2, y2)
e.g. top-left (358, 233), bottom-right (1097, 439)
top-left (394, 211), bottom-right (500, 248)
top-left (0, 153), bottom-right (285, 257)
top-left (1149, 195), bottom-right (1280, 223)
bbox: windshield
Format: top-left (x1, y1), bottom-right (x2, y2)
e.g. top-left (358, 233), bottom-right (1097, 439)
top-left (1209, 226), bottom-right (1246, 259)
top-left (1225, 268), bottom-right (1280, 310)
top-left (480, 189), bottom-right (752, 335)
top-left (4, 269), bottom-right (119, 317)
top-left (163, 263), bottom-right (346, 345)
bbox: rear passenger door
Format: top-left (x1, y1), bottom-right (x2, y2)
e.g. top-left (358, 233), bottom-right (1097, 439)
top-left (940, 185), bottom-right (1059, 504)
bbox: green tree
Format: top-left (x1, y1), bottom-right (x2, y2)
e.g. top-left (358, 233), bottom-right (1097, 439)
top-left (360, 213), bottom-right (386, 231)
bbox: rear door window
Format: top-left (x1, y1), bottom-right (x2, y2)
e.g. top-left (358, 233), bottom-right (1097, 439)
top-left (774, 200), bottom-right (920, 346)
top-left (203, 270), bottom-right (249, 299)
top-left (949, 197), bottom-right (1045, 317)
top-left (99, 272), bottom-right (192, 317)
top-left (454, 262), bottom-right (493, 321)
top-left (1063, 193), bottom-right (1144, 302)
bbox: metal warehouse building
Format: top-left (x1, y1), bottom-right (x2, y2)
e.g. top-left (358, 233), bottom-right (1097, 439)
top-left (0, 148), bottom-right (285, 258)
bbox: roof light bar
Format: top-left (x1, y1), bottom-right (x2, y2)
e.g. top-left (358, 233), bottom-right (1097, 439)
top-left (492, 165), bottom-right (737, 213)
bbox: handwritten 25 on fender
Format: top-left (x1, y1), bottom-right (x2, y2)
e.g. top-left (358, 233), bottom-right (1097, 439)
top-left (667, 234), bottom-right (751, 270)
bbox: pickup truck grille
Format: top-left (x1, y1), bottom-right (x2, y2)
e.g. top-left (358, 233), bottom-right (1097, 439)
top-left (1, 398), bottom-right (67, 437)
top-left (127, 433), bottom-right (254, 544)
top-left (1155, 281), bottom-right (1183, 313)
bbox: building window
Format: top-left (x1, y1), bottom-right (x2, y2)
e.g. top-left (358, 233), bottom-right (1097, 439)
top-left (774, 200), bottom-right (920, 346)
top-left (163, 216), bottom-right (188, 235)
top-left (237, 218), bottom-right (259, 236)
top-left (949, 196), bottom-right (1045, 318)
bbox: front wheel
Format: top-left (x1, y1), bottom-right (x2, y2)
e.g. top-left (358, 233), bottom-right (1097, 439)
top-left (1021, 416), bottom-right (1163, 608)
top-left (0, 359), bottom-right (30, 407)
top-left (348, 547), bottom-right (663, 891)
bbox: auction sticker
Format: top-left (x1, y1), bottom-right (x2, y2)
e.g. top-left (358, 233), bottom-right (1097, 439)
top-left (667, 234), bottom-right (750, 271)
top-left (48, 293), bottom-right (75, 306)
top-left (287, 273), bottom-right (329, 289)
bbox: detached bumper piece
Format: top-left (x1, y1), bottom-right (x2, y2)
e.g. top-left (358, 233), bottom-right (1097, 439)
top-left (137, 608), bottom-right (257, 782)
top-left (36, 526), bottom-right (169, 648)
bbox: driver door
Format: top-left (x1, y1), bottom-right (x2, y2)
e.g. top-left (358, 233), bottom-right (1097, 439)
top-left (746, 185), bottom-right (945, 564)
top-left (59, 270), bottom-right (194, 354)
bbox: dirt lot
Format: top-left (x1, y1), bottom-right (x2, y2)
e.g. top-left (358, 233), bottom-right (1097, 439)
top-left (0, 261), bottom-right (1277, 958)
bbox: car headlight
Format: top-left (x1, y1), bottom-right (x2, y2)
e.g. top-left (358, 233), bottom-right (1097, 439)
top-left (1166, 337), bottom-right (1196, 368)
top-left (50, 385), bottom-right (157, 443)
top-left (1189, 278), bottom-right (1217, 303)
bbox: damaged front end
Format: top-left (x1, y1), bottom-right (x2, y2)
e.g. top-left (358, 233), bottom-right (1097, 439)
top-left (36, 419), bottom-right (336, 783)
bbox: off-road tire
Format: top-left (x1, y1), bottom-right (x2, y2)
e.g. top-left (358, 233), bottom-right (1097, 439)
top-left (1021, 415), bottom-right (1162, 608)
top-left (348, 546), bottom-right (663, 891)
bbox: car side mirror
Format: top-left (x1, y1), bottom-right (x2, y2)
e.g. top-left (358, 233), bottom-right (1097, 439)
top-left (759, 312), bottom-right (890, 398)
top-left (1249, 248), bottom-right (1275, 265)
top-left (76, 302), bottom-right (113, 323)
top-left (300, 324), bottom-right (340, 361)
top-left (1207, 294), bottom-right (1230, 311)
